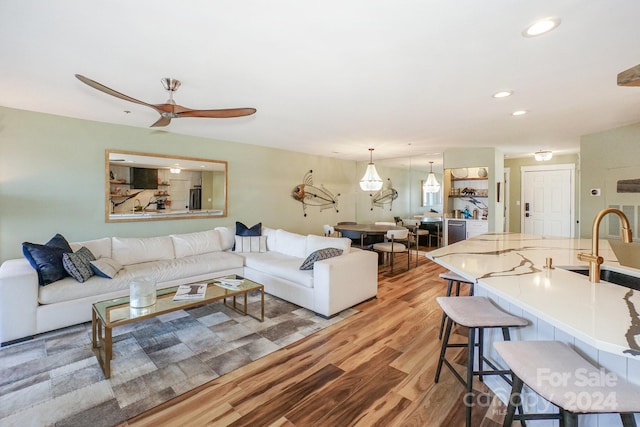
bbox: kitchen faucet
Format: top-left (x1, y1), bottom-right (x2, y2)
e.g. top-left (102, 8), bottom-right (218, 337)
top-left (577, 208), bottom-right (633, 282)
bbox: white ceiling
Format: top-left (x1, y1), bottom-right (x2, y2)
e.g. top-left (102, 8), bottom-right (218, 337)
top-left (2, 1), bottom-right (640, 167)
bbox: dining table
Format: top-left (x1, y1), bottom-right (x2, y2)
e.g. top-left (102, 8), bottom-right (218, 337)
top-left (333, 223), bottom-right (412, 263)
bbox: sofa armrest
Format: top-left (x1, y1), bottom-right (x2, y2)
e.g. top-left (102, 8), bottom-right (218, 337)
top-left (312, 249), bottom-right (378, 317)
top-left (0, 259), bottom-right (39, 344)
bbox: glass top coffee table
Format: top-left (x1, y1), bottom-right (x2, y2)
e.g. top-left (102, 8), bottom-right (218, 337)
top-left (91, 275), bottom-right (264, 378)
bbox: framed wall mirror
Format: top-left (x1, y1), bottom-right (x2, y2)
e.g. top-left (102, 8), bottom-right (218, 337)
top-left (106, 150), bottom-right (227, 222)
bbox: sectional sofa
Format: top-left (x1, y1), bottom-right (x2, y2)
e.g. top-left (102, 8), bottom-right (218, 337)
top-left (0, 225), bottom-right (378, 345)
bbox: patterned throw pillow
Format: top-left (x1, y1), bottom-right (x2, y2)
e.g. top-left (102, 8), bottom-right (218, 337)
top-left (234, 235), bottom-right (267, 253)
top-left (63, 246), bottom-right (96, 283)
top-left (299, 247), bottom-right (343, 270)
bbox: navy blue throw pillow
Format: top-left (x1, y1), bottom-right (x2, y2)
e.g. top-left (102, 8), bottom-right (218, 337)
top-left (236, 221), bottom-right (262, 236)
top-left (22, 233), bottom-right (73, 286)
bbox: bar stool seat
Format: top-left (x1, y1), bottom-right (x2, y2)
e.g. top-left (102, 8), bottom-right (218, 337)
top-left (495, 340), bottom-right (640, 426)
top-left (438, 271), bottom-right (475, 339)
top-left (435, 296), bottom-right (528, 427)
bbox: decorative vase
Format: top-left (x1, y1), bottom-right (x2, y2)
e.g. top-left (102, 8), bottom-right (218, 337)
top-left (130, 278), bottom-right (157, 308)
top-left (478, 167), bottom-right (488, 177)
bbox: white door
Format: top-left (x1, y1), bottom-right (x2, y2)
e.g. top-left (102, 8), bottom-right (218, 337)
top-left (521, 164), bottom-right (574, 237)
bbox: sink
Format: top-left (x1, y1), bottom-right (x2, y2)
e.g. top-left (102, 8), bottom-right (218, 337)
top-left (560, 266), bottom-right (640, 291)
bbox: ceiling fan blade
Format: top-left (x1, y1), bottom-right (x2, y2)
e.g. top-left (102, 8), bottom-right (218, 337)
top-left (150, 116), bottom-right (172, 127)
top-left (177, 108), bottom-right (257, 119)
top-left (75, 74), bottom-right (157, 110)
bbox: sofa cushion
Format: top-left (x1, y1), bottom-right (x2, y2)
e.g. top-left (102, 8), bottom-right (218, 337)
top-left (273, 229), bottom-right (307, 258)
top-left (22, 233), bottom-right (73, 286)
top-left (170, 230), bottom-right (222, 258)
top-left (90, 257), bottom-right (123, 279)
top-left (305, 234), bottom-right (351, 257)
top-left (69, 237), bottom-right (111, 260)
top-left (236, 221), bottom-right (261, 236)
top-left (234, 235), bottom-right (267, 253)
top-left (111, 236), bottom-right (175, 266)
top-left (63, 246), bottom-right (96, 282)
top-left (300, 247), bottom-right (343, 270)
top-left (242, 251), bottom-right (313, 288)
top-left (262, 227), bottom-right (277, 250)
top-left (215, 226), bottom-right (236, 251)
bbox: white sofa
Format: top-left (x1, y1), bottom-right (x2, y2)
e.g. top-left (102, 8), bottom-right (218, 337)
top-left (0, 226), bottom-right (378, 345)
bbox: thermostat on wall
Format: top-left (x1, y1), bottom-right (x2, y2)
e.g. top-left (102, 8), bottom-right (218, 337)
top-left (590, 188), bottom-right (601, 196)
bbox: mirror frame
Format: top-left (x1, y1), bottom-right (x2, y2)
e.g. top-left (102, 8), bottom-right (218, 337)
top-left (105, 150), bottom-right (228, 222)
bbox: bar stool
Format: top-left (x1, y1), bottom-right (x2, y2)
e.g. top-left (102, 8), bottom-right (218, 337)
top-left (435, 296), bottom-right (528, 427)
top-left (438, 271), bottom-right (475, 340)
top-left (495, 340), bottom-right (640, 427)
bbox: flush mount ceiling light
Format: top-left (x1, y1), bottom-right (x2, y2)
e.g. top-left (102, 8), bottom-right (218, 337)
top-left (512, 110), bottom-right (528, 116)
top-left (423, 161), bottom-right (441, 193)
top-left (522, 17), bottom-right (561, 38)
top-left (359, 148), bottom-right (383, 192)
top-left (534, 150), bottom-right (553, 161)
top-left (493, 90), bottom-right (513, 98)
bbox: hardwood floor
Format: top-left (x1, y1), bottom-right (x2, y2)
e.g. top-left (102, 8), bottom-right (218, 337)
top-left (121, 250), bottom-right (513, 427)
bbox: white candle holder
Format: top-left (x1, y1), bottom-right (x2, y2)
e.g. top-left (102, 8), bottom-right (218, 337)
top-left (129, 278), bottom-right (157, 308)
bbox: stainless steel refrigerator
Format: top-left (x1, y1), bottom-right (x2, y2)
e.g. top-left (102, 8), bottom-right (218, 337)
top-left (189, 188), bottom-right (202, 210)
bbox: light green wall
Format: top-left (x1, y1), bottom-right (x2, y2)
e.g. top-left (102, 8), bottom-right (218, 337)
top-left (504, 153), bottom-right (580, 233)
top-left (580, 121), bottom-right (640, 237)
top-left (0, 107), bottom-right (360, 261)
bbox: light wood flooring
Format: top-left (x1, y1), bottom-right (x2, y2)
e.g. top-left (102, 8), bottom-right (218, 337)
top-left (121, 249), bottom-right (513, 427)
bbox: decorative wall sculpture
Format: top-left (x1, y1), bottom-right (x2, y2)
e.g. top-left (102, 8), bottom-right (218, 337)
top-left (291, 170), bottom-right (340, 217)
top-left (370, 178), bottom-right (398, 211)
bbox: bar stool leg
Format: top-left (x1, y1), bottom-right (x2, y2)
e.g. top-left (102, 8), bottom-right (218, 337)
top-left (621, 413), bottom-right (638, 427)
top-left (503, 374), bottom-right (524, 426)
top-left (438, 279), bottom-right (455, 340)
top-left (477, 327), bottom-right (484, 382)
top-left (466, 327), bottom-right (476, 427)
top-left (435, 317), bottom-right (454, 383)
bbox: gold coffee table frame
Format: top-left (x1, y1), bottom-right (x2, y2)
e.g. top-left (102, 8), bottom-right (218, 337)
top-left (91, 275), bottom-right (264, 378)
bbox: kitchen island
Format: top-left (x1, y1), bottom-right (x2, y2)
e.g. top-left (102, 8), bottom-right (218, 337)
top-left (426, 233), bottom-right (640, 425)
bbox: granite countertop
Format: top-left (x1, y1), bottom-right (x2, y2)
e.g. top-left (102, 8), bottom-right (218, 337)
top-left (426, 233), bottom-right (640, 358)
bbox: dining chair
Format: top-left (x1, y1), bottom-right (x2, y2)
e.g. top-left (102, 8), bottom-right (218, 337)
top-left (372, 228), bottom-right (410, 272)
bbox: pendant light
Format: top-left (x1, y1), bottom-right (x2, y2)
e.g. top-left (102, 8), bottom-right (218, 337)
top-left (423, 161), bottom-right (440, 193)
top-left (359, 148), bottom-right (383, 191)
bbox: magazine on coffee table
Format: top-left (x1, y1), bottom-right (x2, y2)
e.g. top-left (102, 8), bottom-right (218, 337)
top-left (173, 283), bottom-right (207, 301)
top-left (214, 278), bottom-right (245, 290)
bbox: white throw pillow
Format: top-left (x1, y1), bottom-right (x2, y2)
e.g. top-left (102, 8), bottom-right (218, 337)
top-left (171, 230), bottom-right (222, 258)
top-left (234, 235), bottom-right (267, 253)
top-left (305, 234), bottom-right (351, 257)
top-left (111, 236), bottom-right (175, 266)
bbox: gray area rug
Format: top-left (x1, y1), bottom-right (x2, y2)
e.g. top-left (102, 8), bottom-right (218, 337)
top-left (0, 292), bottom-right (356, 427)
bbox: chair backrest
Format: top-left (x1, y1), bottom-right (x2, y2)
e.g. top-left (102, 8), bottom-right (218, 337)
top-left (387, 228), bottom-right (409, 240)
top-left (323, 224), bottom-right (335, 236)
top-left (375, 221), bottom-right (396, 226)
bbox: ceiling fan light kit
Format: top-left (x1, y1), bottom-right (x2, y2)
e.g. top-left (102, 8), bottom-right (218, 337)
top-left (75, 74), bottom-right (256, 127)
top-left (534, 150), bottom-right (553, 161)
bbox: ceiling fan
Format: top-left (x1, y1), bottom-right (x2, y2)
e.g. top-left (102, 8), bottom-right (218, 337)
top-left (75, 74), bottom-right (256, 127)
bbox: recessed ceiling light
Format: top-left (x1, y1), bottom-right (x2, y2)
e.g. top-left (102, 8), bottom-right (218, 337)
top-left (493, 90), bottom-right (513, 98)
top-left (522, 17), bottom-right (561, 37)
top-left (512, 110), bottom-right (528, 116)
